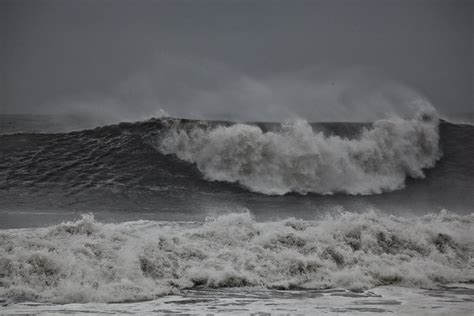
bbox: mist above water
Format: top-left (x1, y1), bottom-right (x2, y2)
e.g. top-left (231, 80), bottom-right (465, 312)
top-left (47, 56), bottom-right (437, 126)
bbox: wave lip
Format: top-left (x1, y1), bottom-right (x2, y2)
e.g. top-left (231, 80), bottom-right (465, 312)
top-left (158, 110), bottom-right (441, 195)
top-left (0, 210), bottom-right (473, 304)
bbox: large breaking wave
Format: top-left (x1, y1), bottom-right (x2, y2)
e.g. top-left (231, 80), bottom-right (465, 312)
top-left (1, 210), bottom-right (472, 304)
top-left (158, 110), bottom-right (441, 195)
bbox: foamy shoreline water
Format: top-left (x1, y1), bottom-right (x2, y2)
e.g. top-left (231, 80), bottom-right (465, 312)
top-left (1, 210), bottom-right (473, 305)
top-left (3, 285), bottom-right (474, 315)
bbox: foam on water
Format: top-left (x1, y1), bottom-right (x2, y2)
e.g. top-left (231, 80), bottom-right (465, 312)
top-left (3, 286), bottom-right (474, 315)
top-left (158, 109), bottom-right (440, 195)
top-left (1, 209), bottom-right (472, 304)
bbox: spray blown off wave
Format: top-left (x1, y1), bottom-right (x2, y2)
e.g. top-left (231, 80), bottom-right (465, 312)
top-left (1, 210), bottom-right (473, 304)
top-left (158, 110), bottom-right (441, 195)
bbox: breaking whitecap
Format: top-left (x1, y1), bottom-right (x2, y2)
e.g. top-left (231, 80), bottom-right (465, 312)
top-left (158, 109), bottom-right (440, 195)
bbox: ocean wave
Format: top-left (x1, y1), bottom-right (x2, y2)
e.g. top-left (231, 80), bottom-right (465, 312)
top-left (157, 110), bottom-right (441, 195)
top-left (1, 209), bottom-right (472, 304)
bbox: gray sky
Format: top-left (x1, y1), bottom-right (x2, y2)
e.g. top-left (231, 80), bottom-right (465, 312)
top-left (1, 0), bottom-right (473, 122)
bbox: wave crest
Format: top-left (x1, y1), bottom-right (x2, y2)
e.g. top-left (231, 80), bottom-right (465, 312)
top-left (158, 110), bottom-right (441, 195)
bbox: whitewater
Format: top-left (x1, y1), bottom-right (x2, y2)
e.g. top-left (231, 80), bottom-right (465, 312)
top-left (1, 210), bottom-right (473, 303)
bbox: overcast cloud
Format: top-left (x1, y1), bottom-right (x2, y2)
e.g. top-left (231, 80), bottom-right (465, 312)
top-left (1, 0), bottom-right (473, 122)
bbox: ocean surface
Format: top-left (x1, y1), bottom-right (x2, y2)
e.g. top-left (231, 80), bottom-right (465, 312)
top-left (0, 113), bottom-right (473, 315)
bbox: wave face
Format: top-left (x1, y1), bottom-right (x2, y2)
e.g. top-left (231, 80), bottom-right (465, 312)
top-left (158, 111), bottom-right (440, 195)
top-left (1, 112), bottom-right (474, 222)
top-left (0, 211), bottom-right (472, 303)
